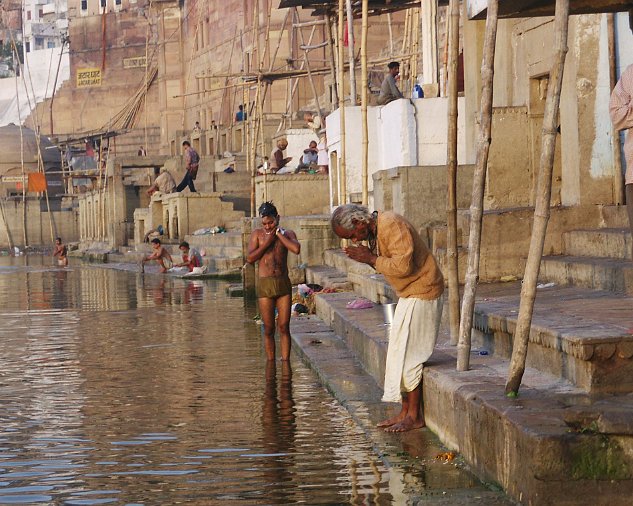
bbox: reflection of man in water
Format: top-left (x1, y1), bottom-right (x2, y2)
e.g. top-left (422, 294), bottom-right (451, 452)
top-left (262, 361), bottom-right (295, 493)
top-left (53, 237), bottom-right (68, 267)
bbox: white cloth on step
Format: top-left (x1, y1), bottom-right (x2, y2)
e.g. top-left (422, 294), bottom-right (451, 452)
top-left (382, 296), bottom-right (443, 403)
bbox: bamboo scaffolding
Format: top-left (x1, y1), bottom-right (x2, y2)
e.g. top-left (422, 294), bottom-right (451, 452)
top-left (505, 0), bottom-right (570, 395)
top-left (456, 0), bottom-right (499, 369)
top-left (446, 0), bottom-right (461, 347)
top-left (360, 0), bottom-right (369, 205)
top-left (345, 0), bottom-right (357, 106)
top-left (295, 8), bottom-right (322, 115)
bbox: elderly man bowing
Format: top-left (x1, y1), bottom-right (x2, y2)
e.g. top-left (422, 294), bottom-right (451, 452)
top-left (331, 204), bottom-right (444, 432)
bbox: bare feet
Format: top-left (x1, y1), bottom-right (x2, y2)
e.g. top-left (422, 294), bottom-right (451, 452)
top-left (376, 411), bottom-right (406, 428)
top-left (384, 416), bottom-right (425, 433)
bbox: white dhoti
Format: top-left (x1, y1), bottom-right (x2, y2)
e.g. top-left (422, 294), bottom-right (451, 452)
top-left (382, 296), bottom-right (443, 403)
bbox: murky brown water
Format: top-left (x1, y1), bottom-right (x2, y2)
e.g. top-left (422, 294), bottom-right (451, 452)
top-left (0, 256), bottom-right (503, 505)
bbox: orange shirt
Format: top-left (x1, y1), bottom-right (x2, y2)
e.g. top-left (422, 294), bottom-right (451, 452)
top-left (375, 211), bottom-right (444, 300)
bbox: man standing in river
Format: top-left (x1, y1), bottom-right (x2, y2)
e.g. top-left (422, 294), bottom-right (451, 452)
top-left (331, 204), bottom-right (444, 432)
top-left (247, 202), bottom-right (301, 361)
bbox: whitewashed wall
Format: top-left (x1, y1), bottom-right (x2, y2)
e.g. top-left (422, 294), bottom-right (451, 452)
top-left (326, 96), bottom-right (469, 209)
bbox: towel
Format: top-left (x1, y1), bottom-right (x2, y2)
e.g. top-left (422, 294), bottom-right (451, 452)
top-left (382, 296), bottom-right (443, 403)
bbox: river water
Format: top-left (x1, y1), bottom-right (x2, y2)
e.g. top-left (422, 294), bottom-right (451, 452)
top-left (0, 256), bottom-right (507, 505)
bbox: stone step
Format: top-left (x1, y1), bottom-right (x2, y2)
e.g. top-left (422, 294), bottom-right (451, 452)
top-left (600, 204), bottom-right (629, 228)
top-left (540, 255), bottom-right (633, 295)
top-left (434, 246), bottom-right (469, 284)
top-left (184, 231), bottom-right (243, 248)
top-left (563, 228), bottom-right (632, 260)
top-left (310, 285), bottom-right (633, 504)
top-left (427, 224), bottom-right (465, 251)
top-left (472, 282), bottom-right (633, 393)
top-left (323, 249), bottom-right (396, 303)
top-left (305, 264), bottom-right (353, 291)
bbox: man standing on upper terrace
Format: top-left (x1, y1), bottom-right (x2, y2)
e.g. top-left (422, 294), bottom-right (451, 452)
top-left (331, 204), bottom-right (444, 432)
top-left (609, 63), bottom-right (633, 260)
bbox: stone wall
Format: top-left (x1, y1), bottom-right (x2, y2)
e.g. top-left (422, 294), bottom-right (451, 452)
top-left (255, 174), bottom-right (329, 217)
top-left (0, 200), bottom-right (79, 249)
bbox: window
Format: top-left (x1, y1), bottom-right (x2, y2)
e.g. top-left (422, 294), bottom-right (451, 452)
top-left (100, 0), bottom-right (106, 7)
top-left (47, 41), bottom-right (55, 48)
top-left (81, 0), bottom-right (87, 10)
top-left (38, 9), bottom-right (43, 17)
top-left (25, 41), bottom-right (30, 53)
top-left (115, 0), bottom-right (121, 4)
top-left (27, 11), bottom-right (31, 20)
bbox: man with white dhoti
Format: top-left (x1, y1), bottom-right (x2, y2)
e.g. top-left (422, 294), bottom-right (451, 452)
top-left (331, 204), bottom-right (444, 432)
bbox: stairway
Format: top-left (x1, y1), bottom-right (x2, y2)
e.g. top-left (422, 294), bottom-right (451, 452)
top-left (540, 205), bottom-right (632, 294)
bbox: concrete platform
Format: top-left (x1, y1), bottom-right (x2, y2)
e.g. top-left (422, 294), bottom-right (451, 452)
top-left (305, 288), bottom-right (633, 505)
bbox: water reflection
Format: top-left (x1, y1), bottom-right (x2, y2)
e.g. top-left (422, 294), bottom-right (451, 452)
top-left (0, 256), bottom-right (499, 505)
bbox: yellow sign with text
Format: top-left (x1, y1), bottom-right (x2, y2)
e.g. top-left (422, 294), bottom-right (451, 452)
top-left (77, 68), bottom-right (102, 87)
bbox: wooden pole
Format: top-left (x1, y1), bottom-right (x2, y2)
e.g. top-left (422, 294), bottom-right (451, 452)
top-left (345, 0), bottom-right (357, 106)
top-left (295, 8), bottom-right (322, 116)
top-left (446, 0), bottom-right (462, 348)
top-left (360, 0), bottom-right (369, 205)
top-left (608, 13), bottom-right (625, 205)
top-left (49, 37), bottom-right (66, 136)
top-left (326, 14), bottom-right (339, 107)
top-left (337, 0), bottom-right (347, 204)
top-left (456, 0), bottom-right (499, 369)
top-left (505, 0), bottom-right (570, 395)
top-left (387, 13), bottom-right (394, 57)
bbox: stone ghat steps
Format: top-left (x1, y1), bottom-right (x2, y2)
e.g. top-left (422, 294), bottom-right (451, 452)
top-left (309, 288), bottom-right (633, 506)
top-left (472, 283), bottom-right (633, 394)
top-left (309, 249), bottom-right (633, 394)
top-left (539, 254), bottom-right (633, 295)
top-left (563, 228), bottom-right (631, 260)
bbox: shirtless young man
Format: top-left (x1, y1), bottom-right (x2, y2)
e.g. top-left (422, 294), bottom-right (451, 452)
top-left (142, 238), bottom-right (173, 273)
top-left (247, 202), bottom-right (301, 361)
top-left (53, 237), bottom-right (68, 267)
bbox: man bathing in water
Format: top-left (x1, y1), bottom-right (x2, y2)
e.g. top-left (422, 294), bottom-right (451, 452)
top-left (142, 238), bottom-right (173, 273)
top-left (53, 237), bottom-right (68, 267)
top-left (247, 202), bottom-right (301, 361)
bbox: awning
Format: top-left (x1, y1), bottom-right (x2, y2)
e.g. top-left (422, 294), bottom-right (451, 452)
top-left (279, 0), bottom-right (449, 16)
top-left (467, 0), bottom-right (633, 20)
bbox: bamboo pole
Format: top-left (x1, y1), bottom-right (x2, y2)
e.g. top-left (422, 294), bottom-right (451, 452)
top-left (608, 13), bottom-right (625, 205)
top-left (387, 13), bottom-right (394, 56)
top-left (12, 38), bottom-right (27, 249)
top-left (446, 0), bottom-right (461, 348)
top-left (360, 0), bottom-right (369, 205)
top-left (295, 8), bottom-right (322, 115)
top-left (337, 0), bottom-right (347, 205)
top-left (248, 80), bottom-right (261, 218)
top-left (49, 37), bottom-right (67, 136)
top-left (505, 0), bottom-right (570, 394)
top-left (326, 14), bottom-right (339, 107)
top-left (457, 0), bottom-right (499, 368)
top-left (345, 0), bottom-right (357, 106)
